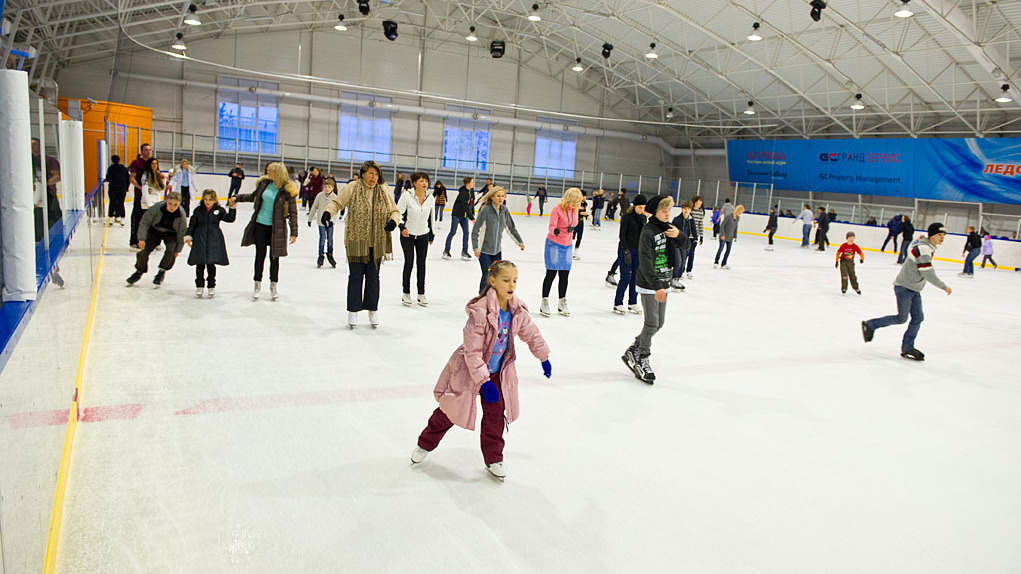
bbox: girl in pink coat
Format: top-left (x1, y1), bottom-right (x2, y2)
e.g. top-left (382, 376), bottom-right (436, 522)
top-left (410, 260), bottom-right (552, 480)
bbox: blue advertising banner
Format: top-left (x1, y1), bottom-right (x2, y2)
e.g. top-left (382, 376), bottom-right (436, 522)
top-left (727, 137), bottom-right (1021, 204)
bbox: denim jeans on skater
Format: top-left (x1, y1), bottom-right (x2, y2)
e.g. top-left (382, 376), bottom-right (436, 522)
top-left (478, 251), bottom-right (501, 294)
top-left (963, 247), bottom-right (980, 274)
top-left (715, 238), bottom-right (733, 266)
top-left (897, 239), bottom-right (911, 264)
top-left (881, 231), bottom-right (899, 253)
top-left (444, 215), bottom-right (470, 255)
top-left (685, 241), bottom-right (697, 272)
top-left (416, 371), bottom-right (506, 465)
top-left (801, 224), bottom-right (811, 246)
top-left (866, 285), bottom-right (923, 352)
top-left (614, 246), bottom-right (639, 306)
top-left (318, 223), bottom-right (334, 255)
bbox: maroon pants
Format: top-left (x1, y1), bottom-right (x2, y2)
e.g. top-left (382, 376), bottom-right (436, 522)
top-left (417, 372), bottom-right (505, 465)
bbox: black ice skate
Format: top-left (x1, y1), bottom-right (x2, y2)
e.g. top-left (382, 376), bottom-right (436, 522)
top-left (621, 345), bottom-right (638, 372)
top-left (900, 348), bottom-right (925, 361)
top-left (861, 321), bottom-right (874, 343)
top-left (633, 355), bottom-right (656, 384)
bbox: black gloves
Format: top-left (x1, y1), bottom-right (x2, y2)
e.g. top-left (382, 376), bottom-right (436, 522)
top-left (307, 221), bottom-right (312, 227)
top-left (384, 220), bottom-right (397, 232)
top-left (622, 249), bottom-right (632, 265)
top-left (321, 212), bottom-right (332, 226)
top-left (553, 228), bottom-right (561, 236)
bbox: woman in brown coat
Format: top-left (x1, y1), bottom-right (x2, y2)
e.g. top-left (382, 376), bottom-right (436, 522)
top-left (230, 162), bottom-right (299, 301)
top-left (320, 160), bottom-right (399, 328)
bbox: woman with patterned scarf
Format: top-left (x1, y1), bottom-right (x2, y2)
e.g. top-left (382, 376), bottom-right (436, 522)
top-left (321, 160), bottom-right (400, 329)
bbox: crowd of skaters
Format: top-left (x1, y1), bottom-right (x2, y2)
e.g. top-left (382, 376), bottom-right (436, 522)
top-left (101, 143), bottom-right (991, 479)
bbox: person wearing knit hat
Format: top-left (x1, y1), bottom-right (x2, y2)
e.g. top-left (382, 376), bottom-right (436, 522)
top-left (610, 194), bottom-right (649, 314)
top-left (835, 231), bottom-right (865, 295)
top-left (862, 222), bottom-right (952, 361)
top-left (605, 193), bottom-right (647, 287)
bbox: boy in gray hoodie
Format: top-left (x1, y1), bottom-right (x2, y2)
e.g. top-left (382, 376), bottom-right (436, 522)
top-left (862, 223), bottom-right (952, 361)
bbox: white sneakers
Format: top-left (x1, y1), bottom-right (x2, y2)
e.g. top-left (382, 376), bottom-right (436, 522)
top-left (410, 447), bottom-right (429, 464)
top-left (402, 293), bottom-right (413, 307)
top-left (252, 281), bottom-right (261, 300)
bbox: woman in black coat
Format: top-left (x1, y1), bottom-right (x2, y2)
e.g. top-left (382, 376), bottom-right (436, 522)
top-left (185, 189), bottom-right (237, 298)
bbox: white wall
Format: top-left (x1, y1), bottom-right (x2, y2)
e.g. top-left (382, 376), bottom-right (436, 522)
top-left (56, 29), bottom-right (668, 178)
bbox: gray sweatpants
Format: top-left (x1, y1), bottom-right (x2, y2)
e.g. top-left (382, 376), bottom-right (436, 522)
top-left (634, 293), bottom-right (668, 357)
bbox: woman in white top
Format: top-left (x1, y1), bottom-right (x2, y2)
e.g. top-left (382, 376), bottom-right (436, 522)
top-left (139, 157), bottom-right (166, 209)
top-left (397, 172), bottom-right (436, 307)
top-left (168, 159), bottom-right (197, 216)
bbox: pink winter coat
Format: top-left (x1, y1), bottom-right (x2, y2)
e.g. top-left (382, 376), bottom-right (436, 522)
top-left (432, 289), bottom-right (550, 431)
top-left (546, 204), bottom-right (578, 246)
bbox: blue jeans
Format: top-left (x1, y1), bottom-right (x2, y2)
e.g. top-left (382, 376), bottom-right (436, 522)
top-left (685, 241), bottom-right (697, 272)
top-left (435, 204), bottom-right (444, 221)
top-left (867, 286), bottom-right (923, 352)
top-left (318, 223), bottom-right (334, 255)
top-left (715, 238), bottom-right (733, 266)
top-left (963, 247), bottom-right (980, 274)
top-left (881, 231), bottom-right (899, 253)
top-left (478, 251), bottom-right (501, 293)
top-left (614, 247), bottom-right (638, 306)
top-left (897, 238), bottom-right (911, 264)
top-left (444, 216), bottom-right (470, 255)
top-left (802, 224), bottom-right (812, 246)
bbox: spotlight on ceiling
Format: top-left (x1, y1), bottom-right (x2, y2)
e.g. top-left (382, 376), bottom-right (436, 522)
top-left (810, 0), bottom-right (827, 22)
top-left (743, 101), bottom-right (756, 115)
top-left (490, 40), bottom-right (506, 58)
top-left (748, 22), bottom-right (762, 41)
top-left (382, 20), bottom-right (398, 41)
top-left (334, 14), bottom-right (347, 31)
top-left (601, 42), bottom-right (613, 59)
top-left (571, 57), bottom-right (584, 72)
top-left (357, 0), bottom-right (370, 17)
top-left (528, 3), bottom-right (541, 22)
top-left (995, 84), bottom-right (1013, 103)
top-left (850, 93), bottom-right (865, 110)
top-left (894, 0), bottom-right (914, 18)
top-left (171, 32), bottom-right (187, 51)
top-left (184, 4), bottom-right (201, 26)
top-left (665, 107), bottom-right (674, 119)
top-left (645, 42), bottom-right (658, 59)
top-left (466, 26), bottom-right (478, 41)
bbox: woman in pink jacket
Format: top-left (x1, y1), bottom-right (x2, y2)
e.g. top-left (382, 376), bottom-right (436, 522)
top-left (540, 188), bottom-right (582, 318)
top-left (410, 260), bottom-right (552, 481)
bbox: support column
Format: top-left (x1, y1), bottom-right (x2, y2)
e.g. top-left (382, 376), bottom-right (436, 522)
top-left (0, 70), bottom-right (37, 301)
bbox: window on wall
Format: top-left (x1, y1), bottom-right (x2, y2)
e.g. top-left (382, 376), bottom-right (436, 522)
top-left (338, 92), bottom-right (392, 163)
top-left (216, 77), bottom-right (279, 154)
top-left (533, 118), bottom-right (577, 180)
top-left (443, 105), bottom-right (491, 171)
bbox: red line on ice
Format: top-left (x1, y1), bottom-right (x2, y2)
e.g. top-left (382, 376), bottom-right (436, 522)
top-left (175, 385), bottom-right (422, 416)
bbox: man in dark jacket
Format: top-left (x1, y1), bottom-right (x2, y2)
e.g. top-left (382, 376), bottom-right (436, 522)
top-left (815, 207), bottom-right (830, 252)
top-left (961, 226), bottom-right (982, 277)
top-left (228, 162), bottom-right (245, 198)
top-left (881, 214), bottom-right (903, 252)
top-left (105, 155), bottom-right (131, 225)
top-left (535, 184), bottom-right (548, 216)
top-left (442, 176), bottom-right (475, 260)
top-left (127, 192), bottom-right (187, 287)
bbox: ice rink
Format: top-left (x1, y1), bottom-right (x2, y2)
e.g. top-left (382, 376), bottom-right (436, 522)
top-left (52, 205), bottom-right (1021, 573)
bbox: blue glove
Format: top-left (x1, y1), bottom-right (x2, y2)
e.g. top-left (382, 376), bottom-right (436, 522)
top-left (541, 360), bottom-right (552, 378)
top-left (480, 381), bottom-right (500, 403)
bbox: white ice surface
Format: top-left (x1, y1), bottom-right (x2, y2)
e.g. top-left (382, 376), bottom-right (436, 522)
top-left (56, 207), bottom-right (1021, 573)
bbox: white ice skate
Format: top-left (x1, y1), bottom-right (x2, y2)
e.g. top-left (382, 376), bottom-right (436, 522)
top-left (207, 288), bottom-right (215, 298)
top-left (486, 462), bottom-right (507, 481)
top-left (417, 294), bottom-right (429, 307)
top-left (270, 282), bottom-right (279, 300)
top-left (628, 304), bottom-right (642, 315)
top-left (410, 447), bottom-right (429, 464)
top-left (252, 281), bottom-right (261, 300)
top-left (557, 298), bottom-right (570, 317)
top-left (612, 305), bottom-right (626, 315)
top-left (402, 293), bottom-right (413, 307)
top-left (195, 288), bottom-right (203, 298)
top-left (348, 311), bottom-right (358, 329)
top-left (369, 311), bottom-right (380, 328)
top-left (539, 298), bottom-right (551, 317)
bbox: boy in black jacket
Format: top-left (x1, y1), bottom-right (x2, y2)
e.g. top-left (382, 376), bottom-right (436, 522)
top-left (669, 200), bottom-right (696, 292)
top-left (442, 176), bottom-right (476, 260)
top-left (623, 195), bottom-right (679, 384)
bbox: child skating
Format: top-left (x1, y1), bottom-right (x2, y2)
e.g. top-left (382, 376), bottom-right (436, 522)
top-left (981, 234), bottom-right (997, 269)
top-left (835, 231), bottom-right (864, 295)
top-left (184, 189), bottom-right (236, 298)
top-left (308, 178), bottom-right (339, 268)
top-left (622, 195), bottom-right (679, 384)
top-left (409, 260), bottom-right (552, 481)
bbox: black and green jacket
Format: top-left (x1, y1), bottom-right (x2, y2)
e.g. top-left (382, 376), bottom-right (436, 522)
top-left (636, 218), bottom-right (675, 291)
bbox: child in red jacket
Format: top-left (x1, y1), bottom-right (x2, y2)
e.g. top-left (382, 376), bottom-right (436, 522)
top-left (836, 231), bottom-right (865, 294)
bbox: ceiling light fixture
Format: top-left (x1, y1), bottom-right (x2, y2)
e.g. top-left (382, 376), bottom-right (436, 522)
top-left (571, 57), bottom-right (584, 72)
top-left (466, 26), bottom-right (478, 41)
top-left (171, 32), bottom-right (187, 51)
top-left (850, 93), bottom-right (865, 110)
top-left (357, 0), bottom-right (370, 17)
top-left (743, 101), bottom-right (756, 115)
top-left (601, 42), bottom-right (613, 59)
top-left (645, 42), bottom-right (658, 59)
top-left (995, 84), bottom-right (1013, 103)
top-left (894, 0), bottom-right (914, 18)
top-left (810, 0), bottom-right (827, 22)
top-left (334, 14), bottom-right (347, 31)
top-left (382, 20), bottom-right (398, 41)
top-left (528, 4), bottom-right (542, 22)
top-left (665, 107), bottom-right (674, 119)
top-left (748, 22), bottom-right (762, 41)
top-left (184, 4), bottom-right (201, 26)
top-left (490, 40), bottom-right (506, 58)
